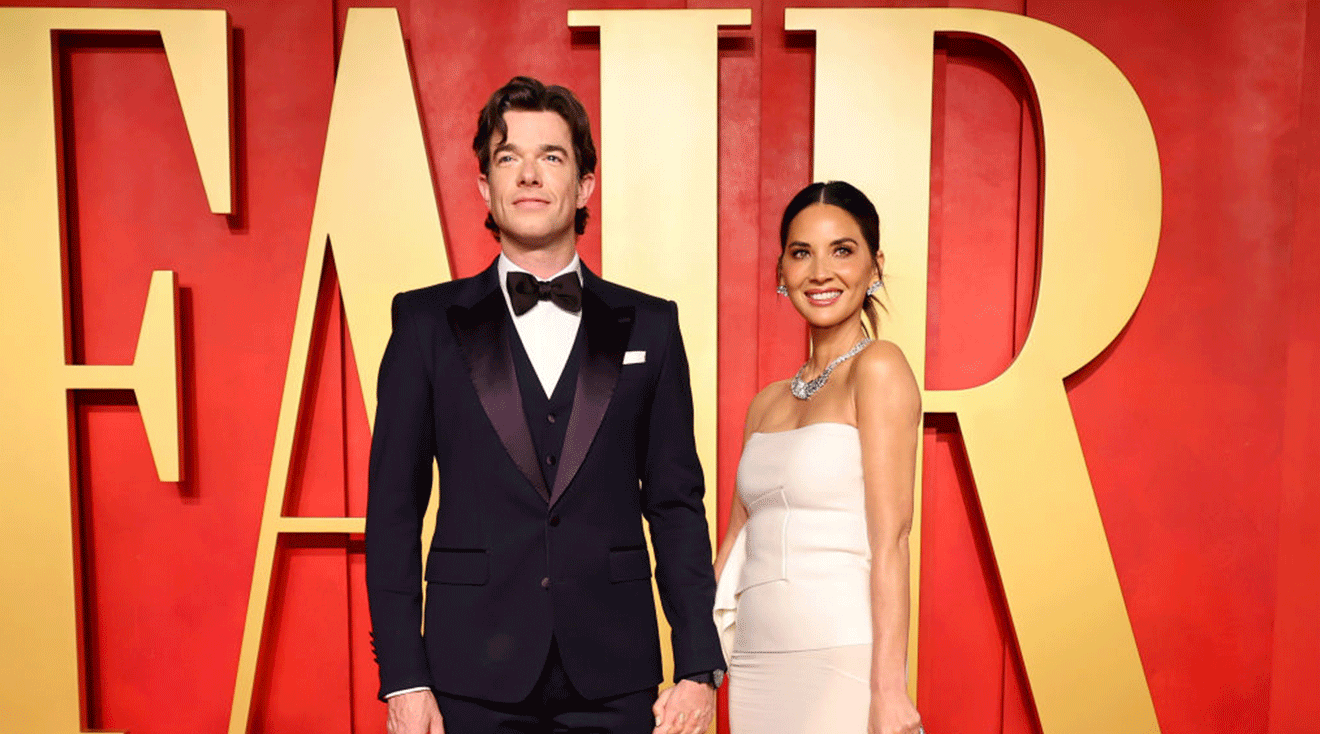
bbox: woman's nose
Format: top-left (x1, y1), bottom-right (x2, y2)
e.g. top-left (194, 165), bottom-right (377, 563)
top-left (808, 258), bottom-right (830, 281)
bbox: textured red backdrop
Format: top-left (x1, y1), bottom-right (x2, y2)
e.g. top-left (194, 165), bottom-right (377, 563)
top-left (10, 1), bottom-right (1319, 733)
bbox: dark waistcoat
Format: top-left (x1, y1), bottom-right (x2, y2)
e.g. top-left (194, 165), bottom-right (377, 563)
top-left (507, 316), bottom-right (586, 490)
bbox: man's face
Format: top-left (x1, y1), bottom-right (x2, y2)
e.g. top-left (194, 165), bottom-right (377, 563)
top-left (478, 109), bottom-right (595, 252)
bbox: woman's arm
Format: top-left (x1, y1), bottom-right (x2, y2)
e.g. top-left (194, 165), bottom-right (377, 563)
top-left (853, 340), bottom-right (923, 734)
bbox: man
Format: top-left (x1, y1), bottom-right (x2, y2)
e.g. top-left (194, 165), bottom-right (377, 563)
top-left (366, 76), bottom-right (725, 734)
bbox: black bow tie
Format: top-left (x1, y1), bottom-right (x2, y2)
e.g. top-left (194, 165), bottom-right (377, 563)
top-left (507, 271), bottom-right (583, 316)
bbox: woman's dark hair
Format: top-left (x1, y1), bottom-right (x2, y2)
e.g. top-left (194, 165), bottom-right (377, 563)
top-left (473, 76), bottom-right (598, 237)
top-left (779, 181), bottom-right (885, 331)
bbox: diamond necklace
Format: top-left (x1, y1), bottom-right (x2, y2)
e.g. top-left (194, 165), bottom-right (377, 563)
top-left (789, 336), bottom-right (874, 400)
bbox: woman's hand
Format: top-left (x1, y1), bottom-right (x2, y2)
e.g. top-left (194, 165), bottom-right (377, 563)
top-left (868, 687), bottom-right (922, 734)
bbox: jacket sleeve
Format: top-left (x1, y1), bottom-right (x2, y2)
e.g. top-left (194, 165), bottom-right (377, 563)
top-left (640, 301), bottom-right (725, 680)
top-left (365, 293), bottom-right (437, 699)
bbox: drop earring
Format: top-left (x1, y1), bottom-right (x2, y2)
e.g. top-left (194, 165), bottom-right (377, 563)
top-left (866, 279), bottom-right (883, 297)
top-left (776, 284), bottom-right (788, 296)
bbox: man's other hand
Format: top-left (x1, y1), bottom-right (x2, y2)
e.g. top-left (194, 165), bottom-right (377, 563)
top-left (651, 679), bottom-right (715, 734)
top-left (387, 689), bottom-right (444, 734)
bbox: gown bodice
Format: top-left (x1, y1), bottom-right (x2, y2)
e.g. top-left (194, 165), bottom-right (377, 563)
top-left (729, 422), bottom-right (873, 652)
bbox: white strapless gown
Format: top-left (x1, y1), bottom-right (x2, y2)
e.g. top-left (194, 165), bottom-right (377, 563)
top-left (716, 423), bottom-right (873, 734)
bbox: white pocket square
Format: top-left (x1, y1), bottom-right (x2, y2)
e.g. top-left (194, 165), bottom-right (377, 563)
top-left (623, 350), bottom-right (646, 365)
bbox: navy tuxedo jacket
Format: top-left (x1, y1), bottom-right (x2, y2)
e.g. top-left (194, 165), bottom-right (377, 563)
top-left (365, 260), bottom-right (723, 703)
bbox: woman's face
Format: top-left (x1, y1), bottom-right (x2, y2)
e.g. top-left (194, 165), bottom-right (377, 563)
top-left (779, 203), bottom-right (880, 330)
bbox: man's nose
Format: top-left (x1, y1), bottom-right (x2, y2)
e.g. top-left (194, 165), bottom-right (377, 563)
top-left (517, 159), bottom-right (540, 185)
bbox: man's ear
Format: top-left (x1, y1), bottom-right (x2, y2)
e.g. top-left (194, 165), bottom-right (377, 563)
top-left (576, 172), bottom-right (596, 208)
top-left (477, 174), bottom-right (491, 208)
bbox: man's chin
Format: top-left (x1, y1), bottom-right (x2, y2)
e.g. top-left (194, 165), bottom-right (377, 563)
top-left (497, 224), bottom-right (574, 251)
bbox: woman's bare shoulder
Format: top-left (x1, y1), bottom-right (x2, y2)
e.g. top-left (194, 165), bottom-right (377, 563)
top-left (853, 339), bottom-right (920, 413)
top-left (745, 378), bottom-right (793, 434)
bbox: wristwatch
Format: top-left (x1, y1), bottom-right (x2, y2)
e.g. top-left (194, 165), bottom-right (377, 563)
top-left (684, 669), bottom-right (726, 689)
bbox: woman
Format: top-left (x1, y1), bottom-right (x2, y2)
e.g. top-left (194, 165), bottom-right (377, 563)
top-left (714, 181), bottom-right (923, 734)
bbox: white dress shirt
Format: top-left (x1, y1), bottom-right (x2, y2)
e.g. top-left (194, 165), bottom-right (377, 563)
top-left (497, 252), bottom-right (583, 397)
top-left (384, 253), bottom-right (582, 700)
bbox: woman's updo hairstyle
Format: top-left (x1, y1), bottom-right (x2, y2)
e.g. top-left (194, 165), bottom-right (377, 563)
top-left (778, 180), bottom-right (885, 333)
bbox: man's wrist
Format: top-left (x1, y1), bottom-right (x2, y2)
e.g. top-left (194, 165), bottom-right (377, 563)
top-left (683, 669), bottom-right (725, 689)
top-left (384, 686), bottom-right (431, 699)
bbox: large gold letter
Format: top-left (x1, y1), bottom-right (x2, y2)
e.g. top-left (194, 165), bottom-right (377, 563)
top-left (0, 8), bottom-right (229, 730)
top-left (787, 8), bottom-right (1162, 733)
top-left (227, 8), bottom-right (449, 733)
top-left (568, 8), bottom-right (749, 700)
top-left (233, 9), bottom-right (747, 729)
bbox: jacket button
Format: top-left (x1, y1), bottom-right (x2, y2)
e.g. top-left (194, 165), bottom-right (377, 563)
top-left (541, 577), bottom-right (551, 589)
top-left (546, 454), bottom-right (556, 466)
top-left (549, 516), bottom-right (560, 527)
top-left (547, 413), bottom-right (557, 424)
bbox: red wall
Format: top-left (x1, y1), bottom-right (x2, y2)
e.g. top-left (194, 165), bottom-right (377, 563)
top-left (8, 1), bottom-right (1318, 733)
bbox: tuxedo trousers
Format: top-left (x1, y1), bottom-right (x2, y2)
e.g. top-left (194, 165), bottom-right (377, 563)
top-left (433, 639), bottom-right (658, 734)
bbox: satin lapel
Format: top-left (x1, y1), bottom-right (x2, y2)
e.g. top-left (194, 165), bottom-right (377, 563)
top-left (550, 288), bottom-right (633, 506)
top-left (448, 287), bottom-right (550, 503)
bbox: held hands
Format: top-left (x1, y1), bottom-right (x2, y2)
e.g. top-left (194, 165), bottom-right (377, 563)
top-left (652, 679), bottom-right (716, 734)
top-left (868, 687), bottom-right (923, 734)
top-left (386, 689), bottom-right (444, 734)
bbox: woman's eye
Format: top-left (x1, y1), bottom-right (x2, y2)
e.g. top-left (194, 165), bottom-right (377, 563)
top-left (834, 246), bottom-right (854, 257)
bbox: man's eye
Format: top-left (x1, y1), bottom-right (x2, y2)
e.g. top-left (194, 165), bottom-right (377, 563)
top-left (545, 154), bottom-right (563, 163)
top-left (496, 154), bottom-right (515, 164)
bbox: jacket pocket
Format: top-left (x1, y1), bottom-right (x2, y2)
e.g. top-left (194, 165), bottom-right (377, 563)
top-left (609, 546), bottom-right (652, 583)
top-left (425, 548), bottom-right (489, 585)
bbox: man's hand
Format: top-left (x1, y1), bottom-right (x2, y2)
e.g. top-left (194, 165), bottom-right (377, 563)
top-left (386, 690), bottom-right (444, 734)
top-left (651, 679), bottom-right (715, 734)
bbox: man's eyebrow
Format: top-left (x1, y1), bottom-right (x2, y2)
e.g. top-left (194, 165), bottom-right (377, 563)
top-left (490, 143), bottom-right (568, 157)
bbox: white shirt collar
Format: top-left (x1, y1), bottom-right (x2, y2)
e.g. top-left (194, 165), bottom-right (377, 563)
top-left (497, 252), bottom-right (582, 316)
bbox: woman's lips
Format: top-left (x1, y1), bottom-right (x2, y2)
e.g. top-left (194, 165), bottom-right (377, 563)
top-left (805, 289), bottom-right (842, 306)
